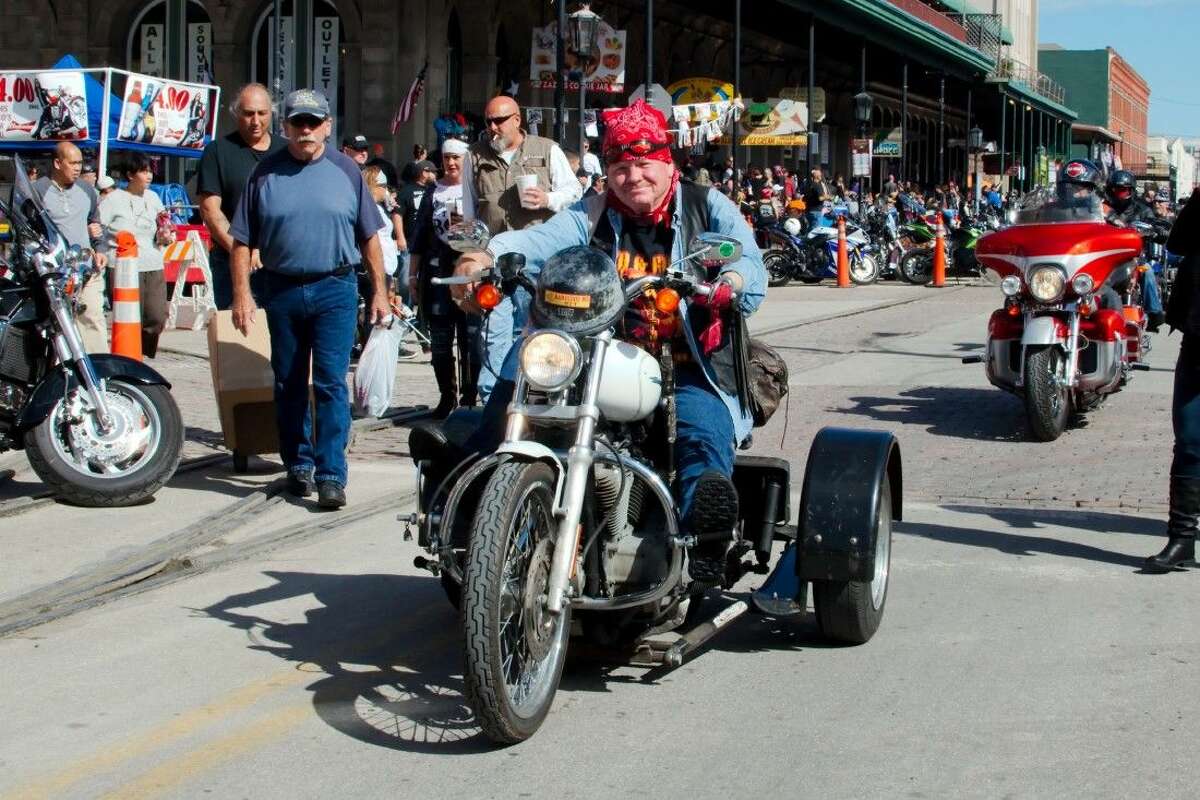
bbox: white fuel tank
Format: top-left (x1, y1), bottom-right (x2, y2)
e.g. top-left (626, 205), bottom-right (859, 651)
top-left (595, 340), bottom-right (663, 422)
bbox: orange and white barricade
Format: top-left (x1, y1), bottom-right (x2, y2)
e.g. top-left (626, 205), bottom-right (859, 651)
top-left (111, 231), bottom-right (142, 360)
top-left (163, 230), bottom-right (216, 331)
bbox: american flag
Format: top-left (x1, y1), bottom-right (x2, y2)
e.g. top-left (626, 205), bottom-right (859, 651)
top-left (391, 61), bottom-right (428, 134)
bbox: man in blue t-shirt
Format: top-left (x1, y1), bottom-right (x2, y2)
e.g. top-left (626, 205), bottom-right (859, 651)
top-left (230, 88), bottom-right (388, 509)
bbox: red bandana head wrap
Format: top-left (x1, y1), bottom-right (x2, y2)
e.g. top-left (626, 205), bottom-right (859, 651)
top-left (602, 99), bottom-right (678, 226)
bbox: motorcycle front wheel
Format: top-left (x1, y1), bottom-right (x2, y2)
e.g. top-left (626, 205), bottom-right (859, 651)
top-left (1023, 346), bottom-right (1070, 441)
top-left (898, 250), bottom-right (932, 284)
top-left (850, 252), bottom-right (881, 285)
top-left (462, 460), bottom-right (571, 744)
top-left (24, 379), bottom-right (183, 507)
top-left (764, 250), bottom-right (793, 288)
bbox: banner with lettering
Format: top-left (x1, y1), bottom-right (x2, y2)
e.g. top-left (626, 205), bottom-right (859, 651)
top-left (530, 21), bottom-right (626, 93)
top-left (0, 71), bottom-right (90, 141)
top-left (116, 73), bottom-right (215, 150)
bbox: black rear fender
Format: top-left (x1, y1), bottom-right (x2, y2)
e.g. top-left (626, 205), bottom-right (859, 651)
top-left (796, 426), bottom-right (902, 582)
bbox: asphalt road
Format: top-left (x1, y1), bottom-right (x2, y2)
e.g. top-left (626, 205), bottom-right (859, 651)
top-left (1, 283), bottom-right (1194, 799)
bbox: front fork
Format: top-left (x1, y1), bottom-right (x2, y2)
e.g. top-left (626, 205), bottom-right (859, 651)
top-left (48, 285), bottom-right (114, 430)
top-left (536, 331), bottom-right (612, 616)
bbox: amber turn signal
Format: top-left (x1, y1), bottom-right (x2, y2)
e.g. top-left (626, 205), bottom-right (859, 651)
top-left (654, 288), bottom-right (680, 314)
top-left (475, 283), bottom-right (502, 310)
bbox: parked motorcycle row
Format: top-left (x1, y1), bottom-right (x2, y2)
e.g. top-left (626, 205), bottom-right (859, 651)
top-left (754, 193), bottom-right (1002, 289)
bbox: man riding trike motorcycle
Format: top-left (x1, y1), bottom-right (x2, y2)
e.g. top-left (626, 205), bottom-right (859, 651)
top-left (451, 100), bottom-right (764, 581)
top-left (407, 101), bottom-right (899, 744)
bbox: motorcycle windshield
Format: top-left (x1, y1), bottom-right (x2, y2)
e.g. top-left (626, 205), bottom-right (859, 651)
top-left (7, 153), bottom-right (65, 247)
top-left (1013, 187), bottom-right (1104, 225)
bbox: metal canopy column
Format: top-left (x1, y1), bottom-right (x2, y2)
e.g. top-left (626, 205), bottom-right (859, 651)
top-left (901, 62), bottom-right (908, 182)
top-left (556, 0), bottom-right (566, 144)
top-left (733, 0), bottom-right (742, 178)
top-left (807, 15), bottom-right (816, 169)
top-left (938, 75), bottom-right (945, 185)
top-left (965, 88), bottom-right (971, 194)
top-left (999, 92), bottom-right (1006, 184)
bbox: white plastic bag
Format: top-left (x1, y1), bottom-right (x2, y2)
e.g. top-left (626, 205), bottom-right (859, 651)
top-left (353, 324), bottom-right (402, 418)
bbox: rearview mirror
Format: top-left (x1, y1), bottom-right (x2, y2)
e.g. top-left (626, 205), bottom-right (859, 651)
top-left (445, 219), bottom-right (491, 253)
top-left (687, 233), bottom-right (742, 268)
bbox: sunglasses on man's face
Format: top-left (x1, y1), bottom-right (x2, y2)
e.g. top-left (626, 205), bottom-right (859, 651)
top-left (289, 115), bottom-right (325, 129)
top-left (486, 113), bottom-right (517, 128)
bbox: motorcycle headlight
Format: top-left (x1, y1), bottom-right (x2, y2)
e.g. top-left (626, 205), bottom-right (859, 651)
top-left (1028, 266), bottom-right (1066, 303)
top-left (519, 331), bottom-right (582, 393)
top-left (1000, 275), bottom-right (1022, 297)
top-left (1071, 274), bottom-right (1095, 296)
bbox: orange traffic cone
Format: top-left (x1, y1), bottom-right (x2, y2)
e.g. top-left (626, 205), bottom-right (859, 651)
top-left (836, 214), bottom-right (851, 288)
top-left (931, 211), bottom-right (947, 288)
top-left (111, 231), bottom-right (142, 361)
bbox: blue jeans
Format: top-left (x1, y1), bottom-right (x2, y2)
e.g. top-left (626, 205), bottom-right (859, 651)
top-left (468, 365), bottom-right (735, 521)
top-left (1143, 269), bottom-right (1163, 315)
top-left (1173, 336), bottom-right (1200, 479)
top-left (477, 293), bottom-right (527, 402)
top-left (675, 366), bottom-right (736, 520)
top-left (262, 270), bottom-right (358, 486)
top-left (396, 250), bottom-right (411, 306)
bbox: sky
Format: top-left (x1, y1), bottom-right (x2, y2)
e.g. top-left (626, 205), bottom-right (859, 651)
top-left (1038, 0), bottom-right (1198, 137)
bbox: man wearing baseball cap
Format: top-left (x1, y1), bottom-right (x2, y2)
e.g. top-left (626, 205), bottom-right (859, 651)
top-left (229, 88), bottom-right (390, 509)
top-left (341, 133), bottom-right (369, 166)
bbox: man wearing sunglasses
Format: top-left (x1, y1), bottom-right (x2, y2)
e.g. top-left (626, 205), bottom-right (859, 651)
top-left (1105, 169), bottom-right (1166, 330)
top-left (463, 95), bottom-right (583, 402)
top-left (229, 88), bottom-right (389, 510)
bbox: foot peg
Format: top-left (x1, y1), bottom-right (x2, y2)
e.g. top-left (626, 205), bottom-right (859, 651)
top-left (961, 354), bottom-right (984, 364)
top-left (1130, 362), bottom-right (1151, 372)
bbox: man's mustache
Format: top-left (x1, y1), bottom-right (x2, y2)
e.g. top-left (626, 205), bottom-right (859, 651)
top-left (294, 135), bottom-right (320, 143)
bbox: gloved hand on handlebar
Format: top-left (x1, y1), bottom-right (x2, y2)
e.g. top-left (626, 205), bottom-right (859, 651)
top-left (691, 275), bottom-right (739, 356)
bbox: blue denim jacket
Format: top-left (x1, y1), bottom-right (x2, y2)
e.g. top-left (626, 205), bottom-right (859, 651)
top-left (487, 183), bottom-right (767, 443)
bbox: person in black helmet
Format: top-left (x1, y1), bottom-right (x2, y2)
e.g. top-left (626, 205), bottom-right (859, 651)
top-left (1146, 191), bottom-right (1200, 571)
top-left (1105, 169), bottom-right (1166, 330)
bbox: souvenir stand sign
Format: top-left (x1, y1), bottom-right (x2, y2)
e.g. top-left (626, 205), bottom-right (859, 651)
top-left (530, 20), bottom-right (627, 92)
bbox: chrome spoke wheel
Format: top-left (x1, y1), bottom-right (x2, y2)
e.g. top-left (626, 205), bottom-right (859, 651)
top-left (48, 383), bottom-right (163, 480)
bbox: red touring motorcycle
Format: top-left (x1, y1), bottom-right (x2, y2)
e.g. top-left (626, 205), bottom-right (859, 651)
top-left (403, 221), bottom-right (902, 744)
top-left (965, 190), bottom-right (1147, 441)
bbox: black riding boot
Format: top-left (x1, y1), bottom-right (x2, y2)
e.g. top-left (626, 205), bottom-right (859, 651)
top-left (431, 358), bottom-right (458, 420)
top-left (685, 470), bottom-right (740, 586)
top-left (1145, 476), bottom-right (1200, 573)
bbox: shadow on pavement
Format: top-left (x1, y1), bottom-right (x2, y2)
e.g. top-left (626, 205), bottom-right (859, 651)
top-left (897, 514), bottom-right (1148, 569)
top-left (200, 570), bottom-right (498, 753)
top-left (837, 387), bottom-right (1028, 441)
top-left (941, 504), bottom-right (1164, 536)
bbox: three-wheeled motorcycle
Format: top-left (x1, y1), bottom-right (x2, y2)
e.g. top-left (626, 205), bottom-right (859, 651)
top-left (403, 222), bottom-right (902, 744)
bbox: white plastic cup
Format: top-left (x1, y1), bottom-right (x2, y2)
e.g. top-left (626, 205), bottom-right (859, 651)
top-left (516, 174), bottom-right (539, 208)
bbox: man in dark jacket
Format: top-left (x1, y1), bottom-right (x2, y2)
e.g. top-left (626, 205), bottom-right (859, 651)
top-left (1105, 169), bottom-right (1166, 330)
top-left (1146, 192), bottom-right (1200, 571)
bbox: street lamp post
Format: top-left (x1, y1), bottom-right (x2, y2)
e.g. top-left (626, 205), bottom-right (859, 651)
top-left (568, 4), bottom-right (601, 157)
top-left (854, 90), bottom-right (872, 194)
top-left (968, 124), bottom-right (983, 206)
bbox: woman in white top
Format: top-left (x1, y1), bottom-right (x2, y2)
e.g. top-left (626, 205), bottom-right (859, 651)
top-left (99, 153), bottom-right (170, 357)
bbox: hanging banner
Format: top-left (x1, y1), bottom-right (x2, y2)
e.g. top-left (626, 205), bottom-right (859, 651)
top-left (187, 23), bottom-right (213, 84)
top-left (0, 71), bottom-right (89, 141)
top-left (117, 73), bottom-right (216, 150)
top-left (141, 24), bottom-right (164, 77)
top-left (819, 125), bottom-right (831, 164)
top-left (269, 16), bottom-right (295, 103)
top-left (666, 78), bottom-right (736, 105)
top-left (312, 16), bottom-right (339, 139)
top-left (530, 21), bottom-right (626, 93)
top-left (872, 127), bottom-right (902, 157)
top-left (780, 87), bottom-right (825, 124)
top-left (716, 97), bottom-right (807, 146)
top-left (852, 139), bottom-right (872, 177)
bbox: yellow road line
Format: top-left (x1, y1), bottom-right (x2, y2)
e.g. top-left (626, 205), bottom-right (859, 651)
top-left (98, 627), bottom-right (463, 799)
top-left (4, 603), bottom-right (449, 800)
top-left (97, 705), bottom-right (313, 800)
top-left (2, 670), bottom-right (310, 800)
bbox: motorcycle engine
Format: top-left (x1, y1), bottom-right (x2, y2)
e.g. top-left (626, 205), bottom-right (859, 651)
top-left (593, 462), bottom-right (670, 592)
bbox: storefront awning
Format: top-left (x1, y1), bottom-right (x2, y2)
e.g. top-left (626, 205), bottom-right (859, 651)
top-left (780, 0), bottom-right (996, 78)
top-left (988, 76), bottom-right (1078, 121)
top-left (1071, 123), bottom-right (1122, 143)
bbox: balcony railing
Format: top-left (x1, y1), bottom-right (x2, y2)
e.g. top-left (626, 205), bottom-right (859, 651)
top-left (886, 0), bottom-right (968, 44)
top-left (993, 57), bottom-right (1068, 106)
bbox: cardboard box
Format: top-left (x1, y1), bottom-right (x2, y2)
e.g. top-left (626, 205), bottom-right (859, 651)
top-left (207, 310), bottom-right (281, 459)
